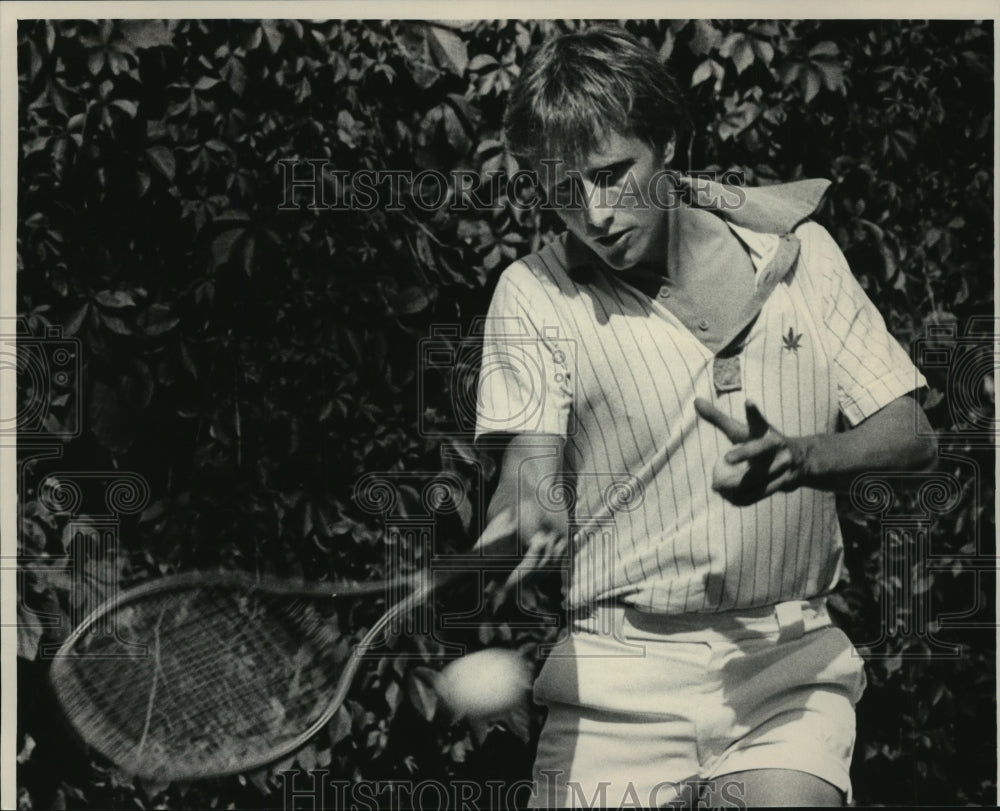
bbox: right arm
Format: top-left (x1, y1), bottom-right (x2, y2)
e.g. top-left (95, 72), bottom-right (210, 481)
top-left (480, 433), bottom-right (568, 601)
top-left (473, 262), bottom-right (573, 599)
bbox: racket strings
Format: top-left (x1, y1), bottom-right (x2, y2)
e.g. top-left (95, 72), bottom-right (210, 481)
top-left (52, 584), bottom-right (355, 777)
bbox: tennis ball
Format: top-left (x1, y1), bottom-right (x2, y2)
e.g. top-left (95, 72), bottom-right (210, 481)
top-left (712, 457), bottom-right (750, 491)
top-left (436, 649), bottom-right (532, 719)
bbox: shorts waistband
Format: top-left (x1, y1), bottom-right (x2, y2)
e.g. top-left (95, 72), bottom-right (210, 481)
top-left (575, 597), bottom-right (832, 643)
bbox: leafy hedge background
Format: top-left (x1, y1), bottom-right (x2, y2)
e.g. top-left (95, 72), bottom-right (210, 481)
top-left (15, 18), bottom-right (995, 809)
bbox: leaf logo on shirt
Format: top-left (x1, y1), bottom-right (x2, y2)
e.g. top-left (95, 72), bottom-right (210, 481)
top-left (782, 327), bottom-right (803, 352)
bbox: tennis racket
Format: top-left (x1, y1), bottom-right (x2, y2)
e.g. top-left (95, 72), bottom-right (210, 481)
top-left (47, 564), bottom-right (466, 783)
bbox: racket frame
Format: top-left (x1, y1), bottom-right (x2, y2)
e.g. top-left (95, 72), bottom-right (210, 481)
top-left (47, 569), bottom-right (443, 782)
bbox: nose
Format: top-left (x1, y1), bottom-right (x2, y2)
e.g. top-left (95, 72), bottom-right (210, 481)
top-left (583, 187), bottom-right (614, 233)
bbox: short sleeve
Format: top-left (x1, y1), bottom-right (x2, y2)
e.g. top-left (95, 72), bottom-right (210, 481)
top-left (474, 261), bottom-right (574, 442)
top-left (797, 221), bottom-right (927, 426)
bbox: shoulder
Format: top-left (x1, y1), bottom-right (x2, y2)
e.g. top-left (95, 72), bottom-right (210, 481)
top-left (792, 220), bottom-right (850, 280)
top-left (792, 218), bottom-right (837, 248)
top-left (493, 236), bottom-right (578, 303)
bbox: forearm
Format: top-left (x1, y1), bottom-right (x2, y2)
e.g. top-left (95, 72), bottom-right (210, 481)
top-left (485, 433), bottom-right (567, 542)
top-left (482, 434), bottom-right (568, 600)
top-left (797, 395), bottom-right (937, 491)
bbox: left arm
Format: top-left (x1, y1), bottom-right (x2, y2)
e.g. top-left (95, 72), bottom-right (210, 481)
top-left (697, 218), bottom-right (938, 506)
top-left (694, 393), bottom-right (937, 505)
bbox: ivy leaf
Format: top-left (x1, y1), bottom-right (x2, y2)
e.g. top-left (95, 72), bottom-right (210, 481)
top-left (63, 303), bottom-right (90, 336)
top-left (94, 289), bottom-right (136, 308)
top-left (505, 702), bottom-right (531, 743)
top-left (691, 59), bottom-right (715, 87)
top-left (691, 58), bottom-right (724, 91)
top-left (808, 41), bottom-right (840, 60)
top-left (393, 285), bottom-right (432, 315)
top-left (446, 93), bottom-right (480, 132)
top-left (337, 109), bottom-right (363, 148)
top-left (138, 500), bottom-right (166, 524)
top-left (100, 313), bottom-right (131, 335)
top-left (20, 517), bottom-right (48, 555)
top-left (194, 76), bottom-right (220, 92)
top-left (220, 56), bottom-right (247, 96)
top-left (210, 228), bottom-right (245, 268)
top-left (718, 33), bottom-right (741, 59)
top-left (816, 61), bottom-right (846, 92)
top-left (427, 25), bottom-right (468, 76)
top-left (802, 67), bottom-right (822, 103)
top-left (145, 146), bottom-right (175, 181)
top-left (688, 20), bottom-right (722, 55)
top-left (110, 99), bottom-right (138, 118)
top-left (328, 704), bottom-right (352, 744)
top-left (295, 743), bottom-right (318, 771)
top-left (777, 61), bottom-right (803, 86)
top-left (468, 54), bottom-right (498, 72)
top-left (87, 51), bottom-right (105, 75)
top-left (241, 234), bottom-right (256, 277)
top-left (17, 604), bottom-right (44, 660)
top-left (732, 39), bottom-right (755, 74)
top-left (752, 39), bottom-right (774, 66)
top-left (406, 667), bottom-right (440, 721)
top-left (659, 28), bottom-right (675, 60)
top-left (260, 20), bottom-right (284, 53)
top-left (719, 100), bottom-right (761, 140)
top-left (395, 24), bottom-right (439, 88)
top-left (120, 20), bottom-right (173, 50)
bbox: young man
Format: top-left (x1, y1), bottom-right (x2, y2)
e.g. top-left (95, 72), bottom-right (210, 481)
top-left (473, 27), bottom-right (936, 808)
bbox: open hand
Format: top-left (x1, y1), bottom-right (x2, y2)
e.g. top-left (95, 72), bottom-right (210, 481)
top-left (694, 398), bottom-right (810, 505)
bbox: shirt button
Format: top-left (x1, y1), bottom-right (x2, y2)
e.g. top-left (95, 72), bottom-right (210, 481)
top-left (698, 319), bottom-right (709, 331)
top-left (658, 286), bottom-right (671, 299)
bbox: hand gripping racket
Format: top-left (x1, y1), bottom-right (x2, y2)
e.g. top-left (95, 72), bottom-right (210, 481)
top-left (47, 566), bottom-right (460, 783)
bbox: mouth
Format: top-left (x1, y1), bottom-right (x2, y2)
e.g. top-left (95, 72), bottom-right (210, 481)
top-left (593, 228), bottom-right (634, 248)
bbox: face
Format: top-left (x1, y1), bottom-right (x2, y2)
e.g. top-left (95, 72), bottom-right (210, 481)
top-left (541, 131), bottom-right (675, 272)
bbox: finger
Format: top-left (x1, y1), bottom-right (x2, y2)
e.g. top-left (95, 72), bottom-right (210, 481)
top-left (474, 507), bottom-right (518, 553)
top-left (724, 434), bottom-right (782, 465)
top-left (717, 461), bottom-right (797, 505)
top-left (765, 451), bottom-right (792, 479)
top-left (501, 561), bottom-right (530, 598)
top-left (744, 401), bottom-right (771, 439)
top-left (496, 555), bottom-right (537, 609)
top-left (694, 397), bottom-right (750, 443)
top-left (495, 529), bottom-right (560, 607)
top-left (711, 457), bottom-right (751, 491)
top-left (761, 469), bottom-right (798, 498)
top-left (525, 529), bottom-right (561, 566)
top-left (501, 531), bottom-right (554, 591)
top-left (494, 564), bottom-right (524, 609)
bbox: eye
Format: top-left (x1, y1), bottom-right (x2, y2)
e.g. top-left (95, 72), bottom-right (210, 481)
top-left (600, 161), bottom-right (632, 186)
top-left (551, 176), bottom-right (580, 200)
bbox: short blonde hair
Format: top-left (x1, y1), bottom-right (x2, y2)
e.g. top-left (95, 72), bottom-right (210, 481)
top-left (502, 25), bottom-right (688, 168)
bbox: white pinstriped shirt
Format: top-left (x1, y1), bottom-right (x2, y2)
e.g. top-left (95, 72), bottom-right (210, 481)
top-left (475, 178), bottom-right (925, 614)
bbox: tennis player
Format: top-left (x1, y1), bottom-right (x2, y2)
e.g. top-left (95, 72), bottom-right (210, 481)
top-left (473, 26), bottom-right (936, 808)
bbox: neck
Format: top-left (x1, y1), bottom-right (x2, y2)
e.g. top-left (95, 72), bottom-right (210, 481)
top-left (619, 202), bottom-right (680, 287)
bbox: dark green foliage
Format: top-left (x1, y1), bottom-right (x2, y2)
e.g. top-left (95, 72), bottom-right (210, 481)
top-left (16, 18), bottom-right (994, 808)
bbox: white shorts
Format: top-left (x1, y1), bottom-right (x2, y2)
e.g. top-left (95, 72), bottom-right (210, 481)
top-left (528, 598), bottom-right (867, 809)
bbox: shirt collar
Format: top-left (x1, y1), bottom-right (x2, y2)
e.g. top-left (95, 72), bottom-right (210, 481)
top-left (564, 175), bottom-right (832, 279)
top-left (685, 176), bottom-right (832, 234)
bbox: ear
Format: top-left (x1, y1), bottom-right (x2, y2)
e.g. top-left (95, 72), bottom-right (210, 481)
top-left (661, 137), bottom-right (676, 166)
